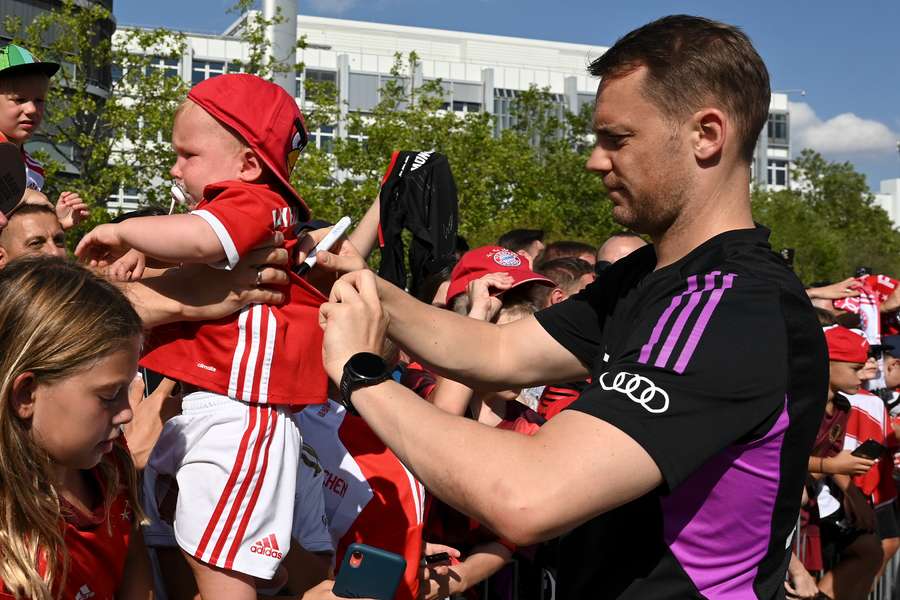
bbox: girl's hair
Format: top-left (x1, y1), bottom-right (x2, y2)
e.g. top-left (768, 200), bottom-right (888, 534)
top-left (0, 257), bottom-right (144, 599)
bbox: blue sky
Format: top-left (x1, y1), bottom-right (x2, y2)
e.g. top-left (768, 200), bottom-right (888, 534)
top-left (115, 0), bottom-right (900, 190)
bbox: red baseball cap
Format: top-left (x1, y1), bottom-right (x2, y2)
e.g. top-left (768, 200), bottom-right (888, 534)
top-left (446, 246), bottom-right (556, 305)
top-left (187, 73), bottom-right (311, 220)
top-left (824, 325), bottom-right (869, 363)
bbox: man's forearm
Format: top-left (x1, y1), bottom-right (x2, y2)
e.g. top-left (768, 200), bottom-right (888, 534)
top-left (350, 378), bottom-right (661, 546)
top-left (348, 194), bottom-right (380, 260)
top-left (453, 542), bottom-right (511, 592)
top-left (353, 379), bottom-right (549, 544)
top-left (381, 279), bottom-right (502, 381)
top-left (118, 275), bottom-right (183, 327)
top-left (380, 279), bottom-right (585, 387)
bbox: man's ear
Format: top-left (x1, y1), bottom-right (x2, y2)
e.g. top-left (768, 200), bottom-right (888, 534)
top-left (550, 287), bottom-right (566, 306)
top-left (0, 245), bottom-right (8, 270)
top-left (237, 148), bottom-right (265, 183)
top-left (10, 372), bottom-right (37, 420)
top-left (690, 108), bottom-right (727, 162)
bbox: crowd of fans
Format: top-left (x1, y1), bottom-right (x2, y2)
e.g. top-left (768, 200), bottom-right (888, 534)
top-left (1, 12), bottom-right (900, 600)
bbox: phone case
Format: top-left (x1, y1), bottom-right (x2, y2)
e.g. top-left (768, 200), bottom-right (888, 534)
top-left (851, 439), bottom-right (886, 460)
top-left (333, 543), bottom-right (407, 600)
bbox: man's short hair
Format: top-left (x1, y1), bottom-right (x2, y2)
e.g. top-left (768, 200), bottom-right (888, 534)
top-left (5, 201), bottom-right (56, 222)
top-left (536, 257), bottom-right (594, 299)
top-left (497, 229), bottom-right (544, 253)
top-left (540, 241), bottom-right (597, 264)
top-left (588, 14), bottom-right (770, 162)
top-left (0, 203), bottom-right (59, 248)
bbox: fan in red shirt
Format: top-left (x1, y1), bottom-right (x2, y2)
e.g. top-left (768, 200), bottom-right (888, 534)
top-left (842, 338), bottom-right (900, 580)
top-left (797, 326), bottom-right (883, 599)
top-left (76, 74), bottom-right (328, 599)
top-left (298, 399), bottom-right (426, 600)
top-left (416, 248), bottom-right (550, 598)
top-left (0, 258), bottom-right (149, 600)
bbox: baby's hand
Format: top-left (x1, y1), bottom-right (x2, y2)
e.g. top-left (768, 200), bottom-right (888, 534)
top-left (56, 191), bottom-right (90, 230)
top-left (109, 249), bottom-right (147, 282)
top-left (75, 223), bottom-right (130, 267)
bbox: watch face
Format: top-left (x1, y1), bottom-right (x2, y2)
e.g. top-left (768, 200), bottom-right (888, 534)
top-left (349, 352), bottom-right (387, 379)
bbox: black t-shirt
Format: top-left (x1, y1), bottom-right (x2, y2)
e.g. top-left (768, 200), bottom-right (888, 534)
top-left (534, 226), bottom-right (826, 599)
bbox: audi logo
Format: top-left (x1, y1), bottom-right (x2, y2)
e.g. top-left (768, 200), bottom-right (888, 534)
top-left (598, 371), bottom-right (669, 414)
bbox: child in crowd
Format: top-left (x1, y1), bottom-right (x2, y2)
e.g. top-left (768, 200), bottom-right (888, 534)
top-left (842, 341), bottom-right (900, 582)
top-left (0, 44), bottom-right (88, 229)
top-left (796, 325), bottom-right (882, 600)
top-left (76, 73), bottom-right (328, 598)
top-left (0, 257), bottom-right (149, 600)
top-left (415, 246), bottom-right (553, 599)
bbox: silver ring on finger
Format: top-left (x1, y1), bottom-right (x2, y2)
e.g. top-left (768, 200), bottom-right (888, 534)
top-left (256, 268), bottom-right (263, 287)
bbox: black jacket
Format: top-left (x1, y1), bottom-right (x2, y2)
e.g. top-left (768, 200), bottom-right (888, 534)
top-left (377, 150), bottom-right (459, 296)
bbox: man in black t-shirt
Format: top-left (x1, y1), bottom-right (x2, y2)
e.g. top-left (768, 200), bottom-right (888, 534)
top-left (316, 15), bottom-right (827, 599)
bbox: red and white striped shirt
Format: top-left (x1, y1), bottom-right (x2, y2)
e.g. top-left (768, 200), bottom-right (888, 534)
top-left (140, 180), bottom-right (328, 407)
top-left (844, 390), bottom-right (897, 507)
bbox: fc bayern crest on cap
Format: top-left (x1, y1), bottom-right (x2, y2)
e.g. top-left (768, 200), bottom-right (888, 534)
top-left (492, 249), bottom-right (522, 268)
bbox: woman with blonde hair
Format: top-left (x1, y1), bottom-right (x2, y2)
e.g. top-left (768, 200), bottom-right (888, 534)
top-left (0, 256), bottom-right (151, 599)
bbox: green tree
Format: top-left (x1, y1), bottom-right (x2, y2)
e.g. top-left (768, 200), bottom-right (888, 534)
top-left (292, 52), bottom-right (614, 248)
top-left (752, 149), bottom-right (900, 282)
top-left (8, 3), bottom-right (617, 251)
top-left (3, 0), bottom-right (188, 241)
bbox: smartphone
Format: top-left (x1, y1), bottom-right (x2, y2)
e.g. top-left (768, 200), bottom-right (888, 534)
top-left (141, 367), bottom-right (166, 398)
top-left (333, 543), bottom-right (406, 600)
top-left (851, 439), bottom-right (887, 460)
top-left (423, 552), bottom-right (450, 565)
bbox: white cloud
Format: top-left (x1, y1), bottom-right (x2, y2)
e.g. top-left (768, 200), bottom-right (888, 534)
top-left (306, 0), bottom-right (359, 15)
top-left (789, 101), bottom-right (899, 155)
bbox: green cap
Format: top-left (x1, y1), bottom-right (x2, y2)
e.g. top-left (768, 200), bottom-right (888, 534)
top-left (0, 44), bottom-right (59, 78)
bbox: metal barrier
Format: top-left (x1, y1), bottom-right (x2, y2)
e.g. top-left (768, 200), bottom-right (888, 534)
top-left (792, 515), bottom-right (900, 600)
top-left (871, 551), bottom-right (900, 600)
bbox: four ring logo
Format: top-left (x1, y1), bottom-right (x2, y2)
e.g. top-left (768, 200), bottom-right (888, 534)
top-left (598, 371), bottom-right (669, 414)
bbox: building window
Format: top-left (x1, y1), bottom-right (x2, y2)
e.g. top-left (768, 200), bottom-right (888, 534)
top-left (452, 101), bottom-right (481, 113)
top-left (767, 113), bottom-right (789, 145)
top-left (297, 69), bottom-right (337, 98)
top-left (107, 185), bottom-right (141, 213)
top-left (147, 56), bottom-right (180, 79)
top-left (347, 130), bottom-right (367, 150)
top-left (192, 60), bottom-right (226, 85)
top-left (767, 159), bottom-right (789, 187)
top-left (309, 125), bottom-right (335, 153)
top-left (494, 88), bottom-right (519, 135)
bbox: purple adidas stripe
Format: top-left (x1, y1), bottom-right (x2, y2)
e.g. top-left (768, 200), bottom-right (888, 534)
top-left (654, 271), bottom-right (721, 369)
top-left (673, 273), bottom-right (736, 373)
top-left (638, 275), bottom-right (699, 364)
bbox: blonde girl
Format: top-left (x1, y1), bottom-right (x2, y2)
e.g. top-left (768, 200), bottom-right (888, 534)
top-left (0, 256), bottom-right (150, 599)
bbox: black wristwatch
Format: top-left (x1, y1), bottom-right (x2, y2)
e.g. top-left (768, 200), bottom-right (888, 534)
top-left (339, 352), bottom-right (390, 415)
